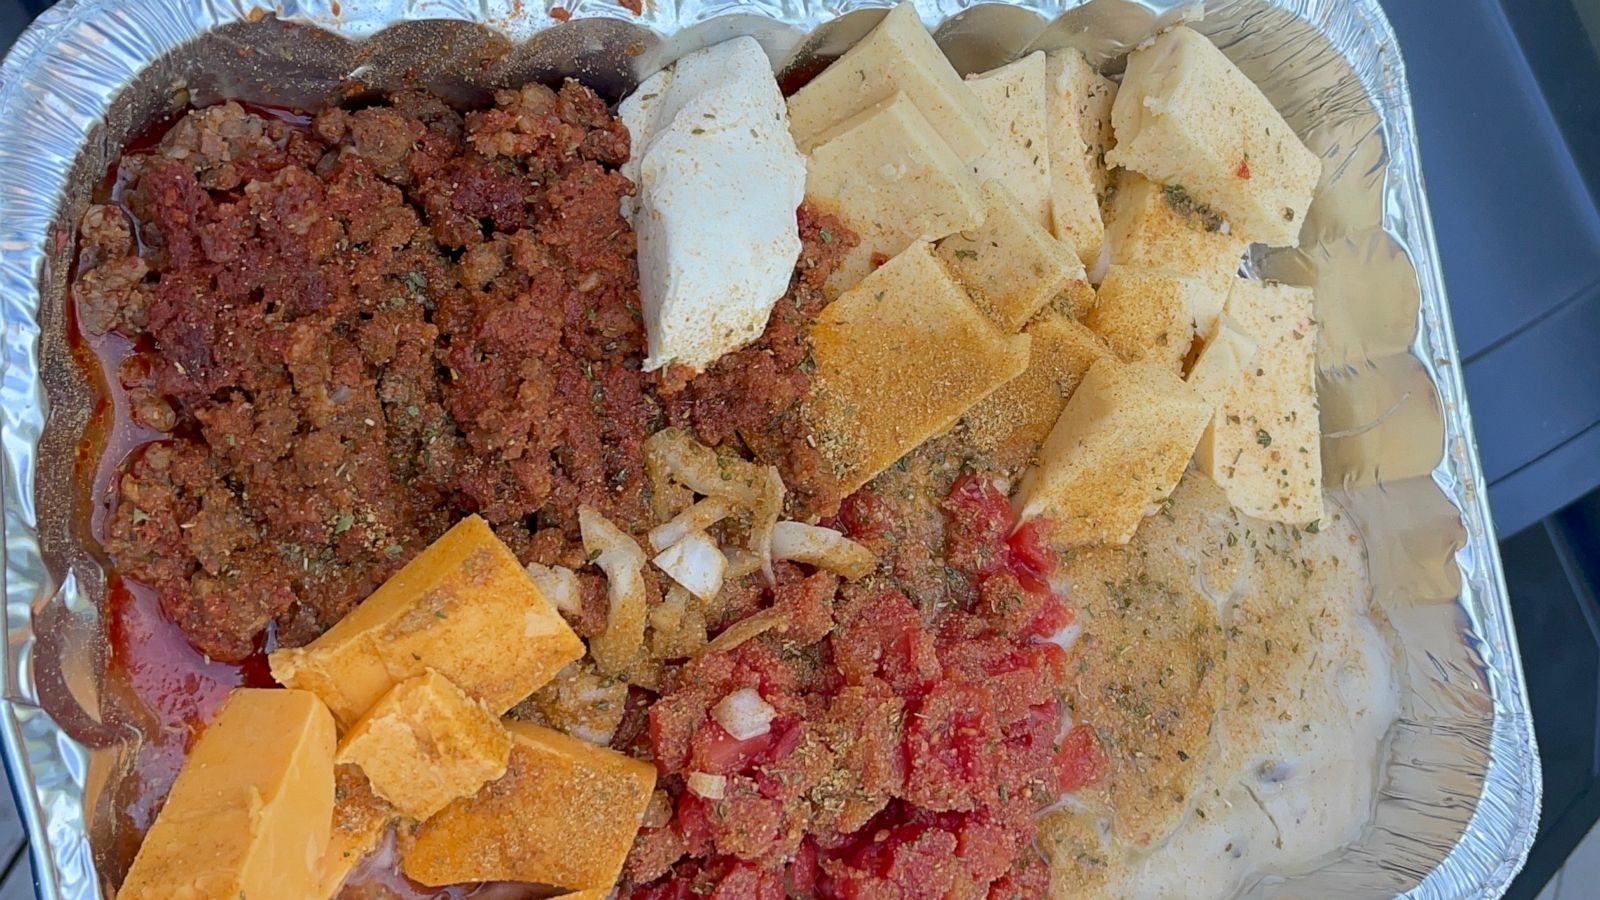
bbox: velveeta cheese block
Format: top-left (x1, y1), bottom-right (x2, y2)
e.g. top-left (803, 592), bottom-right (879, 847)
top-left (938, 180), bottom-right (1088, 333)
top-left (1194, 279), bottom-right (1323, 523)
top-left (1108, 26), bottom-right (1321, 247)
top-left (1084, 264), bottom-right (1217, 374)
top-left (1103, 171), bottom-right (1250, 282)
top-left (269, 515), bottom-right (584, 727)
top-left (786, 1), bottom-right (992, 163)
top-left (965, 53), bottom-right (1051, 228)
top-left (401, 720), bottom-right (657, 891)
top-left (1044, 47), bottom-right (1107, 268)
top-left (806, 91), bottom-right (984, 297)
top-left (1046, 48), bottom-right (1118, 197)
top-left (336, 670), bottom-right (513, 820)
top-left (119, 689), bottom-right (336, 900)
top-left (1014, 357), bottom-right (1212, 547)
top-left (807, 241), bottom-right (1030, 494)
top-left (962, 311), bottom-right (1110, 470)
top-left (1186, 316), bottom-right (1258, 406)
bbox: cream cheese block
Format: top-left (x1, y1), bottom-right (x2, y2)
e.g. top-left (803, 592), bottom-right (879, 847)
top-left (621, 37), bottom-right (806, 373)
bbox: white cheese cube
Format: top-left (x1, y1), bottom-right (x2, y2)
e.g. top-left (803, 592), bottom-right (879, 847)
top-left (786, 2), bottom-right (993, 163)
top-left (807, 241), bottom-right (1030, 493)
top-left (966, 53), bottom-right (1051, 228)
top-left (1193, 279), bottom-right (1323, 523)
top-left (1045, 49), bottom-right (1117, 197)
top-left (625, 37), bottom-right (807, 373)
top-left (937, 181), bottom-right (1087, 333)
top-left (806, 92), bottom-right (985, 297)
top-left (1013, 357), bottom-right (1212, 547)
top-left (1107, 26), bottom-right (1321, 247)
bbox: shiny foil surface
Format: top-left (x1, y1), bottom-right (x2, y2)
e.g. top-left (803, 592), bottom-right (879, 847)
top-left (0, 0), bottom-right (1539, 897)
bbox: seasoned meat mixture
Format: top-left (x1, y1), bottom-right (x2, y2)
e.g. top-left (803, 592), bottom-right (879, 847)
top-left (74, 87), bottom-right (842, 663)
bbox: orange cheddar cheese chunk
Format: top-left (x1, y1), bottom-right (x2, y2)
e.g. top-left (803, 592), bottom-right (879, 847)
top-left (318, 765), bottom-right (397, 899)
top-left (270, 515), bottom-right (584, 727)
top-left (401, 720), bottom-right (657, 890)
top-left (120, 688), bottom-right (336, 900)
top-left (337, 670), bottom-right (513, 820)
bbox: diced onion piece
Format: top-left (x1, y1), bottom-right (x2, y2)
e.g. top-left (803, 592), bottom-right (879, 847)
top-left (687, 772), bottom-right (727, 801)
top-left (525, 562), bottom-right (580, 615)
top-left (644, 427), bottom-right (764, 503)
top-left (770, 521), bottom-right (877, 580)
top-left (579, 505), bottom-right (648, 675)
top-left (698, 607), bottom-right (784, 656)
top-left (645, 442), bottom-right (694, 523)
top-left (749, 466), bottom-right (785, 584)
top-left (649, 584), bottom-right (708, 660)
top-left (652, 530), bottom-right (727, 602)
top-left (713, 687), bottom-right (777, 741)
top-left (649, 496), bottom-right (737, 552)
top-left (642, 789), bottom-right (674, 829)
top-left (723, 546), bottom-right (763, 580)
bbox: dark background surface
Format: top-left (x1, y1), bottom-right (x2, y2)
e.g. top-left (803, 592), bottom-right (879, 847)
top-left (0, 0), bottom-right (1597, 896)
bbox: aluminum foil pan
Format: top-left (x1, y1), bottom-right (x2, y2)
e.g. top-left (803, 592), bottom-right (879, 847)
top-left (0, 0), bottom-right (1540, 896)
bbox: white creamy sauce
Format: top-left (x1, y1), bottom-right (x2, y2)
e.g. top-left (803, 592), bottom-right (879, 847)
top-left (617, 37), bottom-right (806, 374)
top-left (1042, 474), bottom-right (1400, 899)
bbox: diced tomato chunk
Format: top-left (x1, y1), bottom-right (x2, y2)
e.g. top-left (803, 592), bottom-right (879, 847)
top-left (1054, 723), bottom-right (1109, 793)
top-left (1005, 520), bottom-right (1057, 589)
top-left (903, 683), bottom-right (999, 812)
top-left (690, 721), bottom-right (776, 775)
top-left (944, 475), bottom-right (1014, 580)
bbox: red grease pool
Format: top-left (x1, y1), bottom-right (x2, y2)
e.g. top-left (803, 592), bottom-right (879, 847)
top-left (630, 475), bottom-right (1105, 899)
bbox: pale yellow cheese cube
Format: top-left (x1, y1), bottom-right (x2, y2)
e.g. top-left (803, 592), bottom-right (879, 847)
top-left (966, 53), bottom-right (1051, 228)
top-left (402, 720), bottom-right (657, 891)
top-left (1108, 26), bottom-right (1321, 247)
top-left (1186, 316), bottom-right (1258, 406)
top-left (1103, 171), bottom-right (1250, 284)
top-left (1046, 49), bottom-right (1117, 197)
top-left (806, 92), bottom-right (985, 297)
top-left (1084, 264), bottom-right (1214, 374)
top-left (1045, 49), bottom-right (1108, 267)
top-left (120, 689), bottom-right (336, 900)
top-left (1013, 358), bottom-right (1212, 547)
top-left (807, 241), bottom-right (1030, 493)
top-left (270, 515), bottom-right (584, 728)
top-left (938, 181), bottom-right (1087, 332)
top-left (317, 765), bottom-right (396, 899)
top-left (963, 312), bottom-right (1110, 470)
top-left (1194, 279), bottom-right (1323, 523)
top-left (787, 2), bottom-right (993, 163)
top-left (336, 670), bottom-right (513, 820)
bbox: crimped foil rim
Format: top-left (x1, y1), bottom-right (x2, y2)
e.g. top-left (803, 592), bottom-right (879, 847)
top-left (0, 0), bottom-right (1539, 898)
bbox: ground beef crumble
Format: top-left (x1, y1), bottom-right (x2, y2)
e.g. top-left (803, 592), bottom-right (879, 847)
top-left (74, 86), bottom-right (842, 662)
